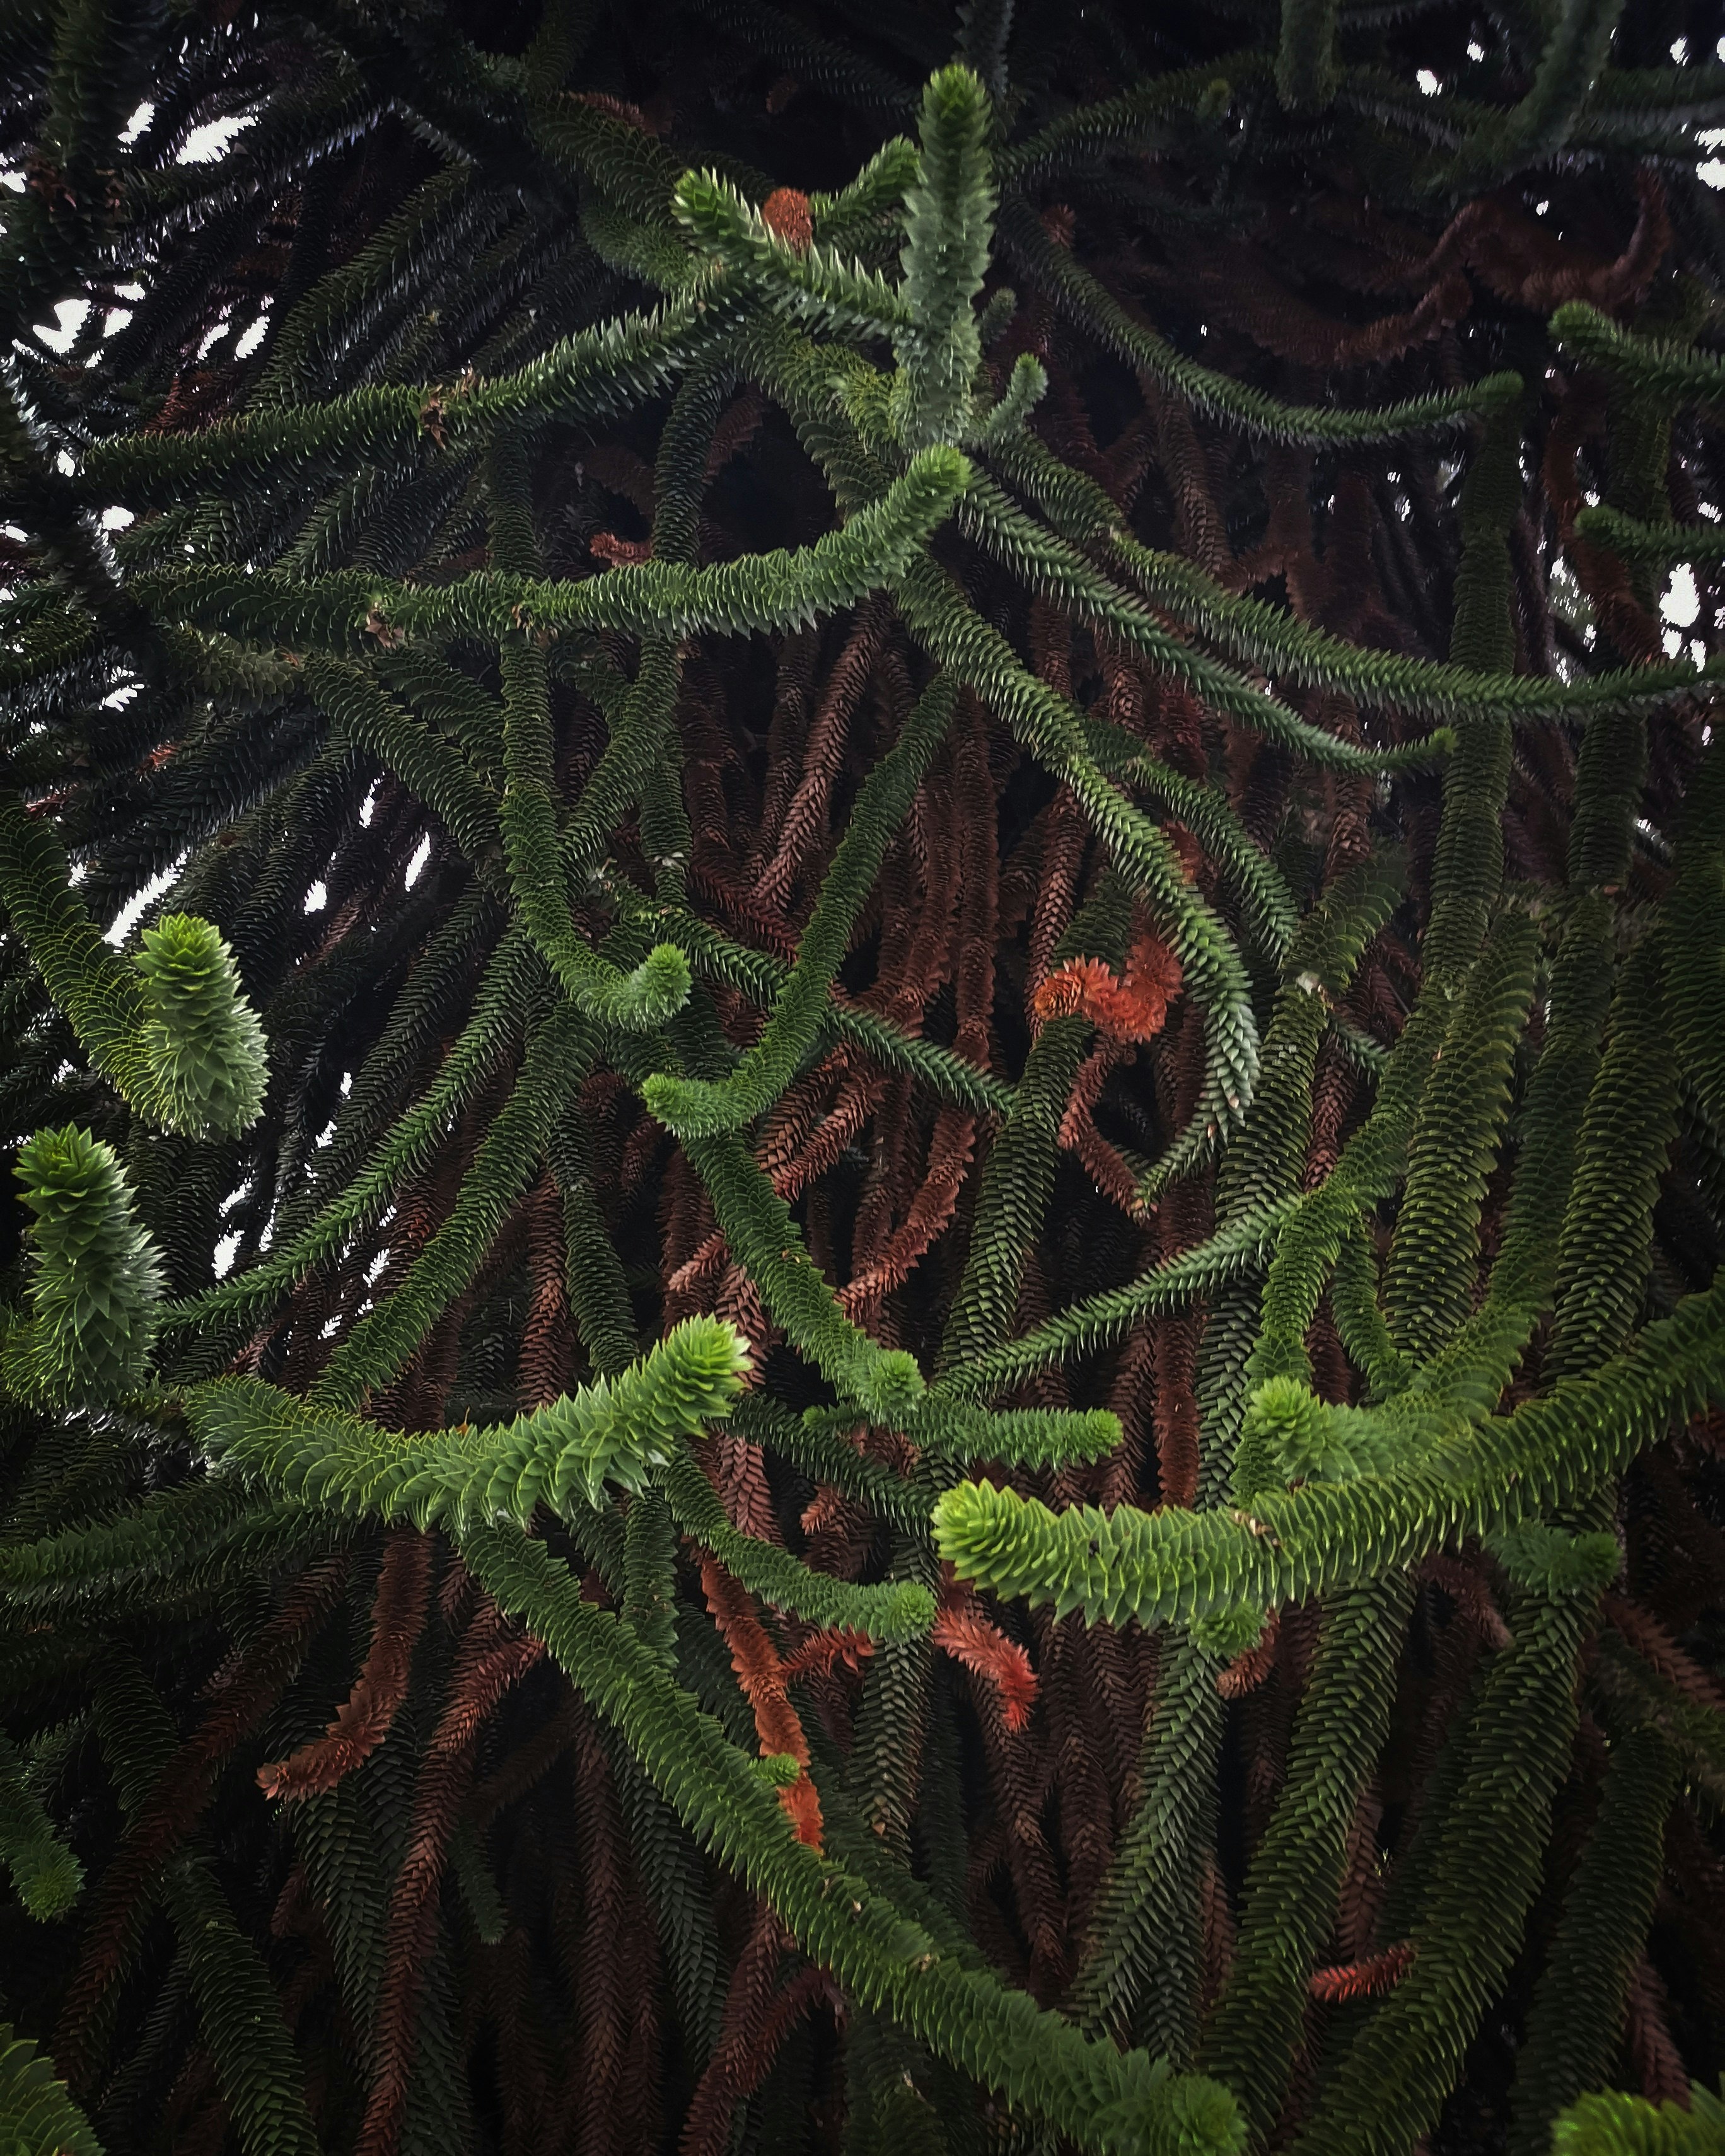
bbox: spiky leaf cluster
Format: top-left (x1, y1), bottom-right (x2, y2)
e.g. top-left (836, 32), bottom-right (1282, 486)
top-left (133, 914), bottom-right (269, 1140)
top-left (3, 1127), bottom-right (163, 1408)
top-left (192, 1314), bottom-right (752, 1527)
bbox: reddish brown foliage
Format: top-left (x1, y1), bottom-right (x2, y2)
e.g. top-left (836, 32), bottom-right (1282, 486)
top-left (1033, 930), bottom-right (1184, 1041)
top-left (760, 187), bottom-right (813, 254)
top-left (700, 1554), bottom-right (823, 1847)
top-left (259, 1531), bottom-right (434, 1800)
top-left (1310, 1941), bottom-right (1415, 2003)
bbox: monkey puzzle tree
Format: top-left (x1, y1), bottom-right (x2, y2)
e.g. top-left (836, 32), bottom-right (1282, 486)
top-left (1, 3), bottom-right (1724, 2153)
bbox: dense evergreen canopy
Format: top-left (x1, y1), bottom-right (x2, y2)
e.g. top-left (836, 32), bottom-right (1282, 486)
top-left (2, 2), bottom-right (1724, 2152)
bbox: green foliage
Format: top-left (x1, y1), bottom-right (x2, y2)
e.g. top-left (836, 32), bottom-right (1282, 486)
top-left (972, 472), bottom-right (1456, 778)
top-left (893, 67), bottom-right (995, 450)
top-left (1506, 1729), bottom-right (1680, 2156)
top-left (0, 2023), bottom-right (102, 2156)
top-left (992, 192), bottom-right (1524, 447)
top-left (643, 673), bottom-right (956, 1135)
top-left (1444, 0), bottom-right (1629, 188)
top-left (456, 1521), bottom-right (1245, 2156)
top-left (1381, 907), bottom-right (1539, 1362)
top-left (1547, 937), bottom-right (1678, 1379)
top-left (87, 1659), bottom-right (323, 2156)
top-left (1666, 733), bottom-right (1725, 1133)
top-left (4, 1127), bottom-right (163, 1408)
top-left (0, 796), bottom-right (148, 1104)
top-left (1551, 303), bottom-right (1725, 407)
top-left (1230, 1374), bottom-right (1398, 1503)
top-left (1287, 1582), bottom-right (1603, 2156)
top-left (1067, 1631), bottom-right (1226, 2059)
top-left (0, 799), bottom-right (270, 1142)
top-left (932, 1274), bottom-right (1725, 1628)
top-left (1552, 2084), bottom-right (1725, 2156)
top-left (673, 169), bottom-right (910, 340)
top-left (0, 1732), bottom-right (83, 1920)
top-left (3, 8), bottom-right (1722, 2150)
top-left (190, 1316), bottom-right (752, 1528)
top-left (1106, 530), bottom-right (1721, 723)
top-left (1199, 1575), bottom-right (1416, 2138)
top-left (1277, 0), bottom-right (1341, 112)
top-left (132, 913), bottom-right (268, 1139)
top-left (0, 1479), bottom-right (311, 1614)
top-left (910, 1401), bottom-right (1123, 1470)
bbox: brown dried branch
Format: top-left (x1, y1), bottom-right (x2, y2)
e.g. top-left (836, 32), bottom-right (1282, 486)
top-left (259, 1531), bottom-right (434, 1800)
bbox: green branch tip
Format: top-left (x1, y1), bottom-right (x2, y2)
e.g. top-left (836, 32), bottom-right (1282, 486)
top-left (895, 64), bottom-right (996, 449)
top-left (1188, 1604), bottom-right (1270, 1660)
top-left (134, 913), bottom-right (269, 1138)
top-left (1552, 2081), bottom-right (1725, 2155)
top-left (856, 1347), bottom-right (927, 1422)
top-left (1485, 1522), bottom-right (1622, 1596)
top-left (1550, 303), bottom-right (1725, 404)
top-left (1231, 1376), bottom-right (1401, 1503)
top-left (1572, 502), bottom-right (1725, 568)
top-left (618, 942), bottom-right (695, 1026)
top-left (187, 1316), bottom-right (752, 1528)
top-left (4, 1127), bottom-right (164, 1410)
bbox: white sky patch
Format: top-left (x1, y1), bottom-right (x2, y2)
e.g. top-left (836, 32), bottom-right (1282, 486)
top-left (1417, 69), bottom-right (1440, 95)
top-left (1662, 564), bottom-right (1700, 630)
top-left (1701, 128), bottom-right (1725, 189)
top-left (305, 878), bottom-right (327, 912)
top-left (359, 781), bottom-right (379, 827)
top-left (178, 113), bottom-right (255, 165)
top-left (234, 311), bottom-right (271, 359)
top-left (404, 833), bottom-right (432, 888)
top-left (104, 852), bottom-right (187, 947)
top-left (33, 299), bottom-right (89, 354)
top-left (1467, 39), bottom-right (1484, 59)
top-left (212, 1231), bottom-right (241, 1279)
top-left (1673, 36), bottom-right (1689, 61)
top-left (120, 101), bottom-right (154, 144)
top-left (101, 506), bottom-right (134, 532)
